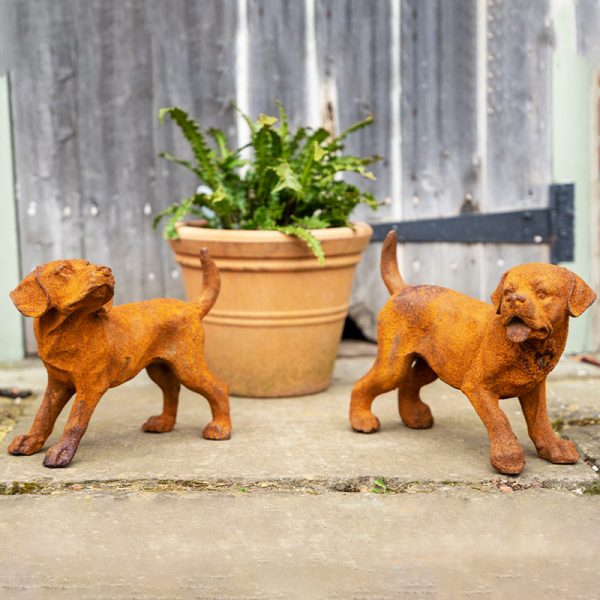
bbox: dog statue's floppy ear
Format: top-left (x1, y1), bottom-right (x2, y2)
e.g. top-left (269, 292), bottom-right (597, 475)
top-left (567, 272), bottom-right (596, 317)
top-left (10, 271), bottom-right (51, 318)
top-left (100, 298), bottom-right (113, 314)
top-left (491, 271), bottom-right (508, 315)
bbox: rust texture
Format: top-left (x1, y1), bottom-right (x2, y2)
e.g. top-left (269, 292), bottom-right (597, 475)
top-left (7, 250), bottom-right (231, 468)
top-left (350, 231), bottom-right (597, 475)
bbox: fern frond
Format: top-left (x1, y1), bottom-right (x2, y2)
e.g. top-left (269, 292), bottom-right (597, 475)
top-left (275, 224), bottom-right (325, 265)
top-left (333, 114), bottom-right (374, 143)
top-left (159, 107), bottom-right (217, 186)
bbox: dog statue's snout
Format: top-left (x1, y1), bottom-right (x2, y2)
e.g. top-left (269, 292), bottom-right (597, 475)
top-left (507, 292), bottom-right (526, 306)
top-left (97, 266), bottom-right (114, 281)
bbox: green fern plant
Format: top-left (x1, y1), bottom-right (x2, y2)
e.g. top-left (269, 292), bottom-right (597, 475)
top-left (154, 102), bottom-right (379, 263)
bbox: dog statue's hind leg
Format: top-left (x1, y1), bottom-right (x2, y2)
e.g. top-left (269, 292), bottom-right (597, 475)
top-left (350, 336), bottom-right (411, 433)
top-left (171, 359), bottom-right (231, 440)
top-left (397, 357), bottom-right (436, 429)
top-left (142, 363), bottom-right (180, 433)
top-left (8, 378), bottom-right (74, 456)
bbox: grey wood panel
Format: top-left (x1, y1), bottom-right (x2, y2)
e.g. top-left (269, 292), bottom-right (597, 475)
top-left (401, 0), bottom-right (479, 220)
top-left (73, 0), bottom-right (162, 306)
top-left (576, 0), bottom-right (600, 58)
top-left (11, 0), bottom-right (83, 352)
top-left (315, 0), bottom-right (395, 223)
top-left (247, 0), bottom-right (308, 125)
top-left (11, 0), bottom-right (239, 353)
top-left (11, 0), bottom-right (82, 263)
top-left (486, 0), bottom-right (551, 210)
top-left (396, 0), bottom-right (481, 317)
top-left (149, 0), bottom-right (238, 296)
top-left (314, 0), bottom-right (396, 330)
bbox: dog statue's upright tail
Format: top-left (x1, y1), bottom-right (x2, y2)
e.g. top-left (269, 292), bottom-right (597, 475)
top-left (380, 230), bottom-right (406, 295)
top-left (194, 248), bottom-right (221, 318)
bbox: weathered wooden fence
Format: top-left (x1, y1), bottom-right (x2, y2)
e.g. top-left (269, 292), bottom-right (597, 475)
top-left (9, 0), bottom-right (553, 351)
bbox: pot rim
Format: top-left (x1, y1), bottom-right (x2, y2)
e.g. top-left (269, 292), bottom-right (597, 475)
top-left (174, 221), bottom-right (373, 243)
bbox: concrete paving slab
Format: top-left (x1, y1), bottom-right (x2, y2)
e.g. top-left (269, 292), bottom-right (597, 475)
top-left (563, 426), bottom-right (600, 468)
top-left (546, 378), bottom-right (600, 421)
top-left (0, 488), bottom-right (598, 599)
top-left (0, 358), bottom-right (598, 488)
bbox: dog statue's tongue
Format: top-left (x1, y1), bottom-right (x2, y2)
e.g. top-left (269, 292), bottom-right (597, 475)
top-left (506, 320), bottom-right (531, 343)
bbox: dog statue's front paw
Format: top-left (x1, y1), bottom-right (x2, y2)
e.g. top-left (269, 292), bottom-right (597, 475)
top-left (142, 415), bottom-right (175, 433)
top-left (43, 443), bottom-right (77, 468)
top-left (350, 412), bottom-right (381, 434)
top-left (490, 444), bottom-right (526, 475)
top-left (8, 434), bottom-right (45, 456)
top-left (202, 420), bottom-right (231, 440)
top-left (538, 438), bottom-right (579, 464)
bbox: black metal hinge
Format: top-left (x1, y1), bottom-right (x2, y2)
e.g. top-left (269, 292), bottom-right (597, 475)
top-left (369, 183), bottom-right (574, 264)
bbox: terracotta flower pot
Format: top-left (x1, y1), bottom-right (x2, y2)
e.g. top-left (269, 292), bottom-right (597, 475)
top-left (169, 223), bottom-right (373, 397)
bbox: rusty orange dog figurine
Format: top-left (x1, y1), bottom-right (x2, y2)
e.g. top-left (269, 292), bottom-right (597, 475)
top-left (350, 231), bottom-right (596, 475)
top-left (8, 250), bottom-right (231, 468)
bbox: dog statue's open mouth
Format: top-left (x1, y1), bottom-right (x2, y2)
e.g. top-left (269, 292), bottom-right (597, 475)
top-left (505, 316), bottom-right (550, 343)
top-left (505, 316), bottom-right (531, 343)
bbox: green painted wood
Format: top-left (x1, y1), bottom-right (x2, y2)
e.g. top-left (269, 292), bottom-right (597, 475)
top-left (552, 0), bottom-right (595, 353)
top-left (0, 74), bottom-right (24, 361)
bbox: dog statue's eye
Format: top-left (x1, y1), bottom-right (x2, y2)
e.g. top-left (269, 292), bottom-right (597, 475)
top-left (54, 264), bottom-right (74, 279)
top-left (536, 290), bottom-right (547, 299)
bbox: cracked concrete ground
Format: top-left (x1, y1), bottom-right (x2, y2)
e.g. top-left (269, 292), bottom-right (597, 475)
top-left (0, 344), bottom-right (599, 598)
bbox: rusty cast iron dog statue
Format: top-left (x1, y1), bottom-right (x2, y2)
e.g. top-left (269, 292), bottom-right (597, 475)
top-left (350, 231), bottom-right (596, 475)
top-left (8, 250), bottom-right (231, 468)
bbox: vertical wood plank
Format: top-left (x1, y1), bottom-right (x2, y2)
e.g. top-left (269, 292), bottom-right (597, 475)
top-left (73, 0), bottom-right (162, 306)
top-left (247, 0), bottom-right (308, 125)
top-left (315, 0), bottom-right (394, 222)
top-left (399, 0), bottom-right (481, 306)
top-left (314, 1), bottom-right (395, 334)
top-left (486, 0), bottom-right (551, 210)
top-left (11, 0), bottom-right (83, 352)
top-left (576, 0), bottom-right (600, 58)
top-left (150, 0), bottom-right (238, 296)
top-left (401, 0), bottom-right (479, 220)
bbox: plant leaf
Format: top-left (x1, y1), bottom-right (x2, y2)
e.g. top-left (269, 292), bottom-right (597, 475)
top-left (275, 224), bottom-right (325, 265)
top-left (334, 114), bottom-right (374, 143)
top-left (313, 143), bottom-right (325, 161)
top-left (257, 113), bottom-right (278, 129)
top-left (208, 128), bottom-right (230, 158)
top-left (271, 162), bottom-right (303, 195)
top-left (158, 107), bottom-right (218, 187)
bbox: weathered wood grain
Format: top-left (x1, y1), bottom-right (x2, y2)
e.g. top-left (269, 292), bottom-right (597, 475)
top-left (314, 0), bottom-right (397, 333)
top-left (401, 0), bottom-right (479, 220)
top-left (247, 0), bottom-right (309, 126)
top-left (486, 0), bottom-right (551, 210)
top-left (315, 0), bottom-right (394, 223)
top-left (576, 0), bottom-right (600, 58)
top-left (395, 0), bottom-right (482, 329)
top-left (149, 0), bottom-right (238, 297)
top-left (11, 0), bottom-right (83, 352)
top-left (74, 0), bottom-right (162, 308)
